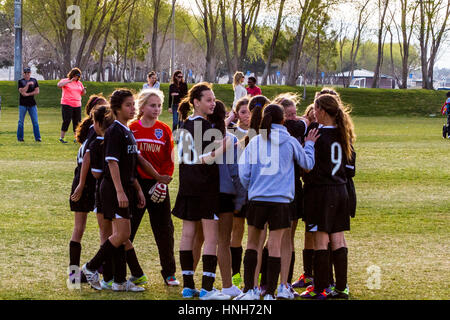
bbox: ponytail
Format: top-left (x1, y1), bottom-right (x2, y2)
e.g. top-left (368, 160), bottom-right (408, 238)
top-left (243, 95), bottom-right (270, 146)
top-left (178, 99), bottom-right (191, 122)
top-left (260, 104), bottom-right (284, 141)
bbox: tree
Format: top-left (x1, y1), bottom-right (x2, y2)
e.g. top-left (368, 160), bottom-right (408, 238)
top-left (372, 0), bottom-right (390, 88)
top-left (261, 0), bottom-right (286, 85)
top-left (417, 0), bottom-right (450, 89)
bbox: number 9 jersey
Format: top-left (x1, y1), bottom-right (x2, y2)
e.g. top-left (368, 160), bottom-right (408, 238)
top-left (303, 126), bottom-right (349, 186)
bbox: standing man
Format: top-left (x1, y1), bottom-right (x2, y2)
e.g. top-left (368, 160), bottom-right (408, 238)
top-left (246, 76), bottom-right (262, 97)
top-left (17, 67), bottom-right (41, 142)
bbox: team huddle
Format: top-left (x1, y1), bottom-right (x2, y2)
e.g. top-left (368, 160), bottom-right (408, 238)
top-left (67, 81), bottom-right (357, 300)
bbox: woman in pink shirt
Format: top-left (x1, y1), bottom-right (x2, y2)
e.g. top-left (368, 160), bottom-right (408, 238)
top-left (57, 68), bottom-right (87, 143)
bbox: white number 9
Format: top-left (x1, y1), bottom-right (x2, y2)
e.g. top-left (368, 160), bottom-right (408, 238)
top-left (331, 142), bottom-right (342, 176)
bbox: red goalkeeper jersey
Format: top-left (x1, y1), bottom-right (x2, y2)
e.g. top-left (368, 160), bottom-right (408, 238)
top-left (129, 119), bottom-right (174, 180)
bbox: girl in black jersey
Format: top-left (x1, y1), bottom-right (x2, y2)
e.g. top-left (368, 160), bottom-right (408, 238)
top-left (82, 89), bottom-right (168, 292)
top-left (173, 82), bottom-right (231, 300)
top-left (88, 105), bottom-right (115, 288)
top-left (67, 95), bottom-right (107, 285)
top-left (300, 93), bottom-right (356, 300)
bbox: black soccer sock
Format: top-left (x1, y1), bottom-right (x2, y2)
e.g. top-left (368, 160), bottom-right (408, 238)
top-left (102, 256), bottom-right (114, 283)
top-left (87, 239), bottom-right (115, 271)
top-left (113, 245), bottom-right (127, 284)
top-left (69, 241), bottom-right (81, 268)
top-left (260, 246), bottom-right (269, 286)
top-left (313, 250), bottom-right (330, 293)
top-left (126, 247), bottom-right (144, 277)
top-left (243, 249), bottom-right (258, 292)
top-left (266, 256), bottom-right (281, 297)
top-left (201, 255), bottom-right (218, 292)
top-left (332, 247), bottom-right (348, 291)
top-left (180, 250), bottom-right (195, 289)
top-left (230, 246), bottom-right (243, 276)
top-left (328, 243), bottom-right (334, 285)
top-left (288, 251), bottom-right (295, 284)
top-left (303, 249), bottom-right (314, 277)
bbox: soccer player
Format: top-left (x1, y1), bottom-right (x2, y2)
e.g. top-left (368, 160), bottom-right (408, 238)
top-left (82, 89), bottom-right (158, 292)
top-left (206, 100), bottom-right (246, 298)
top-left (442, 91), bottom-right (450, 139)
top-left (235, 104), bottom-right (319, 300)
top-left (128, 89), bottom-right (179, 287)
top-left (88, 104), bottom-right (115, 289)
top-left (300, 93), bottom-right (356, 300)
top-left (173, 82), bottom-right (231, 300)
top-left (68, 96), bottom-right (108, 286)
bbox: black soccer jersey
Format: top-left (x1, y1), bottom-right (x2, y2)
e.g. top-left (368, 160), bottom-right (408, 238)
top-left (103, 120), bottom-right (139, 188)
top-left (89, 136), bottom-right (105, 177)
top-left (284, 119), bottom-right (307, 144)
top-left (178, 116), bottom-right (220, 197)
top-left (303, 126), bottom-right (349, 186)
top-left (73, 126), bottom-right (97, 185)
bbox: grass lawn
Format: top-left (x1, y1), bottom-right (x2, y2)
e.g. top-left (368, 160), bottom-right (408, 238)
top-left (0, 105), bottom-right (448, 300)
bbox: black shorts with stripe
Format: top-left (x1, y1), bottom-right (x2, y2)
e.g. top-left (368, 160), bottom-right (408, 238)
top-left (69, 170), bottom-right (96, 213)
top-left (304, 184), bottom-right (350, 234)
top-left (100, 178), bottom-right (135, 220)
top-left (246, 201), bottom-right (292, 231)
top-left (172, 194), bottom-right (219, 221)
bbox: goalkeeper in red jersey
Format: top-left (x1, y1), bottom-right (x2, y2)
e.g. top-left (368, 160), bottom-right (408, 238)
top-left (128, 89), bottom-right (179, 286)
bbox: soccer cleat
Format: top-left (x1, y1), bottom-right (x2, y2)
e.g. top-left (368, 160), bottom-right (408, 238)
top-left (165, 275), bottom-right (180, 286)
top-left (263, 294), bottom-right (276, 300)
top-left (100, 279), bottom-right (113, 290)
top-left (254, 286), bottom-right (262, 298)
top-left (182, 287), bottom-right (200, 299)
top-left (232, 273), bottom-right (243, 288)
top-left (233, 289), bottom-right (259, 300)
top-left (129, 274), bottom-right (148, 285)
top-left (330, 286), bottom-right (350, 299)
top-left (276, 284), bottom-right (294, 300)
top-left (292, 274), bottom-right (314, 288)
top-left (222, 285), bottom-right (242, 298)
top-left (59, 138), bottom-right (68, 144)
top-left (81, 264), bottom-right (101, 290)
top-left (300, 287), bottom-right (329, 300)
top-left (289, 284), bottom-right (301, 298)
top-left (112, 280), bottom-right (145, 292)
top-left (199, 288), bottom-right (231, 300)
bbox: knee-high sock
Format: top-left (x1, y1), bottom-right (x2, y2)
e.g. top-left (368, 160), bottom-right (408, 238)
top-left (243, 249), bottom-right (258, 292)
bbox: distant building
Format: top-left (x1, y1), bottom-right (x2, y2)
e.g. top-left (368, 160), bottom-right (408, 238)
top-left (334, 69), bottom-right (395, 89)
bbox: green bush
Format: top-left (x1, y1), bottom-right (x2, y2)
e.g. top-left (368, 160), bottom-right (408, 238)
top-left (0, 80), bottom-right (447, 117)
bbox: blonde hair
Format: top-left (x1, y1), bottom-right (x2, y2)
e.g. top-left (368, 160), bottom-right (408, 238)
top-left (233, 71), bottom-right (245, 89)
top-left (272, 92), bottom-right (301, 110)
top-left (136, 89), bottom-right (165, 120)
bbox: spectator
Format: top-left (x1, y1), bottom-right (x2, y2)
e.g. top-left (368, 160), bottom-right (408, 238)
top-left (232, 71), bottom-right (247, 109)
top-left (143, 71), bottom-right (160, 90)
top-left (57, 68), bottom-right (87, 143)
top-left (246, 76), bottom-right (262, 97)
top-left (17, 67), bottom-right (41, 142)
top-left (168, 70), bottom-right (188, 132)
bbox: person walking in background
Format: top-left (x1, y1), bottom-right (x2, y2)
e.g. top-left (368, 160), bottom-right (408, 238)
top-left (57, 67), bottom-right (87, 143)
top-left (17, 67), bottom-right (41, 142)
top-left (232, 72), bottom-right (247, 109)
top-left (246, 76), bottom-right (262, 97)
top-left (168, 70), bottom-right (188, 132)
top-left (143, 71), bottom-right (160, 90)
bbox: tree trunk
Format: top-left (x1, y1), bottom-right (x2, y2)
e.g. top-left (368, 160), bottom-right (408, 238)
top-left (261, 0), bottom-right (285, 85)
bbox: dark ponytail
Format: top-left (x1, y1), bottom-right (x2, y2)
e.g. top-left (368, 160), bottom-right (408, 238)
top-left (75, 94), bottom-right (108, 144)
top-left (178, 82), bottom-right (213, 122)
top-left (93, 105), bottom-right (115, 133)
top-left (207, 99), bottom-right (226, 136)
top-left (260, 104), bottom-right (285, 140)
top-left (244, 95), bottom-right (270, 146)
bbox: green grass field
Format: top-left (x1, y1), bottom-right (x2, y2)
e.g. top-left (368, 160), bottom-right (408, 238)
top-left (0, 87), bottom-right (449, 300)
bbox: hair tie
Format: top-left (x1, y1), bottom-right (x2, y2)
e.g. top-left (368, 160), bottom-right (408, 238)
top-left (255, 103), bottom-right (262, 108)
